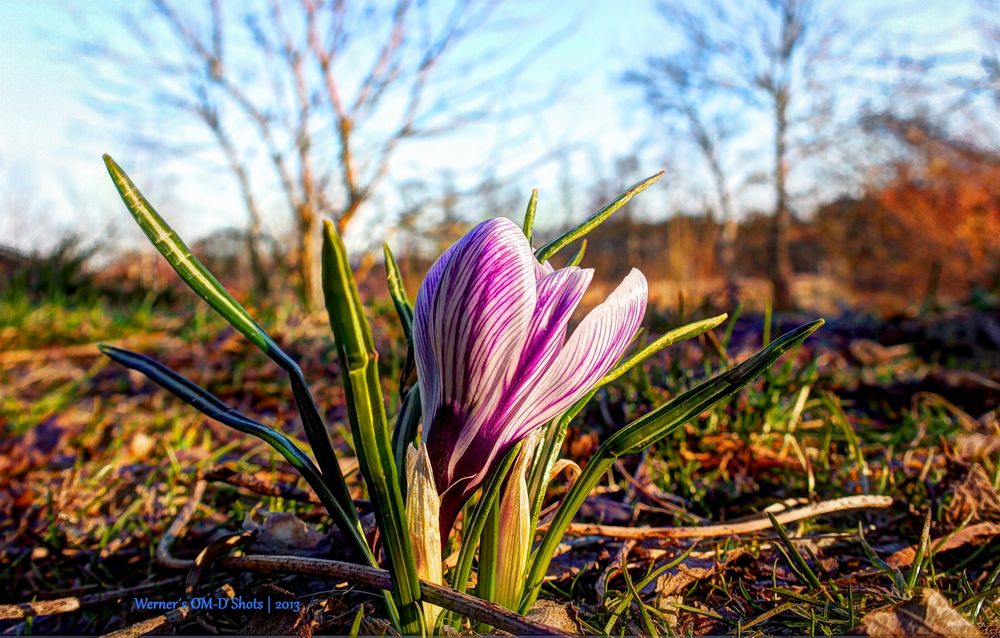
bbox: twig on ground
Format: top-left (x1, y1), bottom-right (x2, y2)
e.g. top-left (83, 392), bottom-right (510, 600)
top-left (153, 480), bottom-right (564, 635)
top-left (548, 495), bottom-right (894, 539)
top-left (156, 479), bottom-right (207, 569)
top-left (219, 555), bottom-right (564, 636)
top-left (0, 577), bottom-right (183, 620)
top-left (98, 584), bottom-right (236, 638)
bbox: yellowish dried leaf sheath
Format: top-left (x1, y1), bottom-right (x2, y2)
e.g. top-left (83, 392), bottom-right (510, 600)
top-left (494, 432), bottom-right (539, 611)
top-left (405, 444), bottom-right (443, 627)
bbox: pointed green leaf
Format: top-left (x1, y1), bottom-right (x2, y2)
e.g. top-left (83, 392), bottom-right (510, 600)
top-left (102, 155), bottom-right (355, 523)
top-left (565, 238), bottom-right (588, 267)
top-left (527, 314), bottom-right (728, 524)
top-left (600, 314), bottom-right (727, 387)
top-left (534, 172), bottom-right (664, 263)
top-left (522, 188), bottom-right (538, 244)
top-left (383, 243), bottom-right (414, 346)
top-left (98, 345), bottom-right (374, 565)
top-left (323, 220), bottom-right (423, 636)
top-left (521, 319), bottom-right (824, 612)
top-left (383, 243), bottom-right (422, 481)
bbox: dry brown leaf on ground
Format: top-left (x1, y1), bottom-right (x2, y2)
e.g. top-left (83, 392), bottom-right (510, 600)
top-left (854, 589), bottom-right (982, 637)
top-left (945, 464), bottom-right (1000, 525)
top-left (887, 522), bottom-right (1000, 568)
top-left (656, 549), bottom-right (748, 597)
top-left (526, 599), bottom-right (584, 635)
top-left (242, 509), bottom-right (330, 556)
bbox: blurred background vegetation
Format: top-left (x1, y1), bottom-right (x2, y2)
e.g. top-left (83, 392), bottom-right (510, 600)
top-left (1, 0), bottom-right (997, 318)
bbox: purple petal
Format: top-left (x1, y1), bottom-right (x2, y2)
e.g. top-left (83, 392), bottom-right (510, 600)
top-left (502, 268), bottom-right (647, 445)
top-left (440, 266), bottom-right (592, 509)
top-left (469, 266), bottom-right (592, 447)
top-left (413, 217), bottom-right (536, 502)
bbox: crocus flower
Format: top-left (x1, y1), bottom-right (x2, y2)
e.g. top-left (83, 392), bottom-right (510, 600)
top-left (413, 217), bottom-right (647, 537)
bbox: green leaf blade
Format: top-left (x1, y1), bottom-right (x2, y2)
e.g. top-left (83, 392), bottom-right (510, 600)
top-left (534, 172), bottom-right (664, 263)
top-left (520, 319), bottom-right (824, 612)
top-left (102, 155), bottom-right (357, 527)
top-left (323, 221), bottom-right (423, 636)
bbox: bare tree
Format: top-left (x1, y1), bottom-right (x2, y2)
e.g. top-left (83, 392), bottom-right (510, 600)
top-left (625, 54), bottom-right (739, 303)
top-left (630, 0), bottom-right (850, 310)
top-left (80, 0), bottom-right (559, 306)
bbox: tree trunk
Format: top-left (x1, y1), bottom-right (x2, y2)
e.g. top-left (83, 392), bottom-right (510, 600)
top-left (296, 201), bottom-right (320, 310)
top-left (770, 94), bottom-right (795, 311)
top-left (708, 151), bottom-right (739, 306)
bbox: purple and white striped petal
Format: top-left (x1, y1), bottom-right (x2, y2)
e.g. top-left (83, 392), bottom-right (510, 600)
top-left (502, 268), bottom-right (648, 446)
top-left (451, 266), bottom-right (592, 460)
top-left (413, 217), bottom-right (536, 507)
top-left (412, 216), bottom-right (649, 540)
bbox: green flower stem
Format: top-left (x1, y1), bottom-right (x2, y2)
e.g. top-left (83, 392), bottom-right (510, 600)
top-left (322, 221), bottom-right (423, 636)
top-left (450, 443), bottom-right (521, 599)
top-left (520, 320), bottom-right (824, 612)
top-left (102, 155), bottom-right (356, 530)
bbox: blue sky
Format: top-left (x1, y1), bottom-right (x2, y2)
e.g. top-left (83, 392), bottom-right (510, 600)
top-left (0, 1), bottom-right (984, 253)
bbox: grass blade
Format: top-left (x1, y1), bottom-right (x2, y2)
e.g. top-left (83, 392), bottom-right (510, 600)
top-left (768, 513), bottom-right (829, 599)
top-left (102, 155), bottom-right (355, 524)
top-left (857, 523), bottom-right (907, 593)
top-left (906, 510), bottom-right (933, 593)
top-left (322, 220), bottom-right (422, 636)
top-left (534, 172), bottom-right (663, 263)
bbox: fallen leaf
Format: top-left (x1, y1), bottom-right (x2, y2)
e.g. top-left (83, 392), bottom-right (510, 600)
top-left (656, 550), bottom-right (747, 597)
top-left (242, 509), bottom-right (329, 556)
top-left (526, 599), bottom-right (583, 635)
top-left (887, 522), bottom-right (1000, 568)
top-left (855, 589), bottom-right (982, 637)
top-left (945, 464), bottom-right (1000, 525)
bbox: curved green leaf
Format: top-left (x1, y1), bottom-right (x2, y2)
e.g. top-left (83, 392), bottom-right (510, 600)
top-left (102, 155), bottom-right (355, 527)
top-left (521, 319), bottom-right (824, 612)
top-left (98, 344), bottom-right (374, 566)
top-left (534, 172), bottom-right (664, 263)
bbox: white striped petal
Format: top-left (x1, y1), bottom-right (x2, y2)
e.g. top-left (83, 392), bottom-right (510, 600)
top-left (503, 268), bottom-right (648, 446)
top-left (413, 218), bottom-right (536, 492)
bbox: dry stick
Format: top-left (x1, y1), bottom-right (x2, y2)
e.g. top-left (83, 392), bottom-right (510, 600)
top-left (198, 466), bottom-right (321, 504)
top-left (218, 555), bottom-right (563, 637)
top-left (154, 480), bottom-right (562, 635)
top-left (156, 479), bottom-right (207, 569)
top-left (550, 495), bottom-right (894, 540)
top-left (0, 577), bottom-right (183, 621)
top-left (99, 584), bottom-right (236, 638)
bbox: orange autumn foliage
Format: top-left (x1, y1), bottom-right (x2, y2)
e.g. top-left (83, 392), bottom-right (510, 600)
top-left (870, 135), bottom-right (1000, 301)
